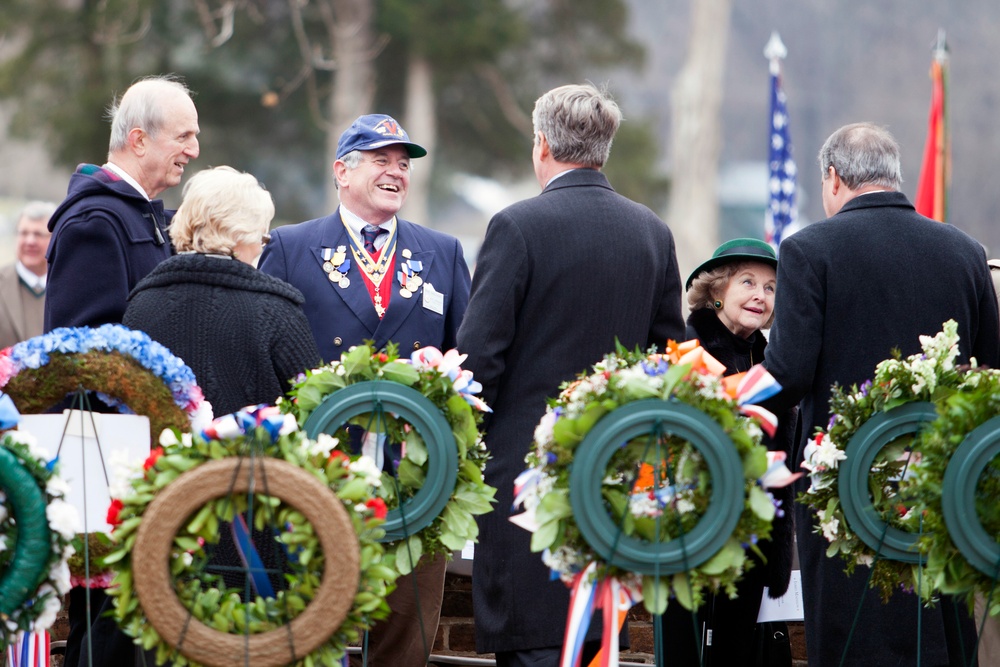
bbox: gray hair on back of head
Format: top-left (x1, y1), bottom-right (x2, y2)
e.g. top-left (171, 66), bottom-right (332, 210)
top-left (106, 74), bottom-right (193, 154)
top-left (532, 83), bottom-right (622, 168)
top-left (818, 122), bottom-right (902, 190)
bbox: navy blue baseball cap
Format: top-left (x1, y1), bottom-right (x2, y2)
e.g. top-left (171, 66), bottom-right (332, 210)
top-left (336, 114), bottom-right (427, 160)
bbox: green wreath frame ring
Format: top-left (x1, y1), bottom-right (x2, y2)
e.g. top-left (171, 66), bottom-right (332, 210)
top-left (0, 447), bottom-right (53, 616)
top-left (942, 414), bottom-right (1000, 578)
top-left (131, 457), bottom-right (360, 667)
top-left (838, 401), bottom-right (937, 563)
top-left (569, 398), bottom-right (744, 575)
top-left (302, 380), bottom-right (459, 542)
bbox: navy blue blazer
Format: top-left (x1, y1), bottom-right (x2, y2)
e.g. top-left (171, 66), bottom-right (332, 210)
top-left (259, 209), bottom-right (471, 362)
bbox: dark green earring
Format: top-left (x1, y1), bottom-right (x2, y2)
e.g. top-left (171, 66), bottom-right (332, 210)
top-left (713, 300), bottom-right (723, 310)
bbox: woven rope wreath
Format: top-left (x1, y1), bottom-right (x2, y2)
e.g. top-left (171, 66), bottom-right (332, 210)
top-left (132, 458), bottom-right (358, 667)
top-left (105, 406), bottom-right (397, 667)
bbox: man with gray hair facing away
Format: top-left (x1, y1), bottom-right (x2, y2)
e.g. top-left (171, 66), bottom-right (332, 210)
top-left (0, 200), bottom-right (56, 348)
top-left (45, 74), bottom-right (200, 331)
top-left (457, 83), bottom-right (684, 666)
top-left (764, 122), bottom-right (998, 665)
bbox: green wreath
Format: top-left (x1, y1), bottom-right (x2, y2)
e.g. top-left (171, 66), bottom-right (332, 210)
top-left (104, 408), bottom-right (398, 667)
top-left (284, 343), bottom-right (496, 575)
top-left (905, 367), bottom-right (1000, 617)
top-left (514, 342), bottom-right (781, 614)
top-left (0, 430), bottom-right (78, 646)
top-left (799, 320), bottom-right (967, 601)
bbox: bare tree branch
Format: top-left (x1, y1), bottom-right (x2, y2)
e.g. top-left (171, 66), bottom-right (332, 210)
top-left (92, 0), bottom-right (151, 45)
top-left (476, 63), bottom-right (533, 137)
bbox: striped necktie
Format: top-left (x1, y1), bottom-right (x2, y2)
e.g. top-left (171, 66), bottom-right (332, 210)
top-left (361, 225), bottom-right (387, 255)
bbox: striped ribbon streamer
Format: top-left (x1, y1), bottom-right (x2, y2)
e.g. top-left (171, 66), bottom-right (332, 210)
top-left (5, 631), bottom-right (50, 667)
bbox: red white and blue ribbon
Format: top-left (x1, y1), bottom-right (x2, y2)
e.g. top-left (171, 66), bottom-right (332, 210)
top-left (5, 631), bottom-right (50, 667)
top-left (200, 404), bottom-right (293, 443)
top-left (732, 365), bottom-right (781, 437)
top-left (560, 562), bottom-right (638, 667)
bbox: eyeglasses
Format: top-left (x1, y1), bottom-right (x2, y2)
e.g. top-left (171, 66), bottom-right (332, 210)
top-left (261, 233), bottom-right (271, 247)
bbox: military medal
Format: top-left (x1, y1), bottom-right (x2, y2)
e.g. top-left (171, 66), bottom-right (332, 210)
top-left (322, 246), bottom-right (352, 288)
top-left (397, 252), bottom-right (424, 297)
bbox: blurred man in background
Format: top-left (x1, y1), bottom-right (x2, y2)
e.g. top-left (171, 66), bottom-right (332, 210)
top-left (0, 200), bottom-right (56, 348)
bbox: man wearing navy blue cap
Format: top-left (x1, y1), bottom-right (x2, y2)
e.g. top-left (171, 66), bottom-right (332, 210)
top-left (260, 114), bottom-right (471, 666)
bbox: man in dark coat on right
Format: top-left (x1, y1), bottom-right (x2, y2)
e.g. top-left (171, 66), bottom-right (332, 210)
top-left (764, 121), bottom-right (1000, 666)
top-left (457, 82), bottom-right (685, 667)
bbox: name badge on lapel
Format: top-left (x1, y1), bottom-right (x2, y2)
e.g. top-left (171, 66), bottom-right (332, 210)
top-left (422, 282), bottom-right (444, 314)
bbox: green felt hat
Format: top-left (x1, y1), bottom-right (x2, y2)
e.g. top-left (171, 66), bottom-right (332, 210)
top-left (685, 238), bottom-right (777, 290)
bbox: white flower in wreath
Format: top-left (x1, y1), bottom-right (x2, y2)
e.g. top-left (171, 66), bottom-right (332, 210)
top-left (46, 499), bottom-right (80, 540)
top-left (820, 516), bottom-right (840, 542)
top-left (349, 455), bottom-right (383, 487)
top-left (33, 585), bottom-right (62, 630)
top-left (51, 560), bottom-right (72, 595)
top-left (533, 410), bottom-right (558, 451)
top-left (108, 449), bottom-right (142, 500)
top-left (803, 432), bottom-right (846, 472)
top-left (46, 474), bottom-right (71, 499)
top-left (308, 433), bottom-right (340, 459)
top-left (8, 429), bottom-right (48, 461)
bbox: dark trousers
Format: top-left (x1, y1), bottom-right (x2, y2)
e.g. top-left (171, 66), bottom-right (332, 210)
top-left (351, 553), bottom-right (447, 667)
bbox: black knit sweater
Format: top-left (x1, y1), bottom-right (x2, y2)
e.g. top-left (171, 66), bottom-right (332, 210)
top-left (123, 253), bottom-right (321, 416)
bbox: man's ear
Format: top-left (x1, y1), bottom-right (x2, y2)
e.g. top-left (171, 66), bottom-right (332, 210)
top-left (128, 127), bottom-right (147, 156)
top-left (827, 166), bottom-right (841, 195)
top-left (537, 132), bottom-right (551, 161)
top-left (333, 160), bottom-right (348, 188)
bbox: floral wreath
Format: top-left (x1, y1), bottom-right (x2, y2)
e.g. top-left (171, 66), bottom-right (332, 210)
top-left (104, 405), bottom-right (397, 667)
top-left (512, 340), bottom-right (796, 624)
top-left (904, 365), bottom-right (1000, 617)
top-left (0, 324), bottom-right (210, 440)
top-left (284, 343), bottom-right (496, 575)
top-left (800, 320), bottom-right (969, 600)
top-left (0, 324), bottom-right (211, 587)
top-left (0, 420), bottom-right (78, 647)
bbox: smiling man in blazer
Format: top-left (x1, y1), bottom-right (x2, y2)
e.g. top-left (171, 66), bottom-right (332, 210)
top-left (259, 113), bottom-right (471, 666)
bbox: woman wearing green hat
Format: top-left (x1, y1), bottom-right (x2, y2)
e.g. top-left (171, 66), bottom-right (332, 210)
top-left (659, 237), bottom-right (794, 666)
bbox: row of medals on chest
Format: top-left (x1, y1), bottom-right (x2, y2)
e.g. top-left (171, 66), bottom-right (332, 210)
top-left (322, 245), bottom-right (423, 298)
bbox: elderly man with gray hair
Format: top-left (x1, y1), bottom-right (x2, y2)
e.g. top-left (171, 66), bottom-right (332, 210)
top-left (764, 121), bottom-right (998, 665)
top-left (45, 74), bottom-right (200, 331)
top-left (0, 200), bottom-right (56, 348)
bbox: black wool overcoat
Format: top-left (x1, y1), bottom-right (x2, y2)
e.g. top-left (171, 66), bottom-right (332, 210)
top-left (764, 190), bottom-right (1000, 666)
top-left (457, 168), bottom-right (685, 653)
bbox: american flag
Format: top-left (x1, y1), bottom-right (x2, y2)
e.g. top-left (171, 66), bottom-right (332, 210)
top-left (764, 33), bottom-right (797, 249)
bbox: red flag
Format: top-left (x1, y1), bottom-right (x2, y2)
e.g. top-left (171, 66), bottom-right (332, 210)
top-left (915, 47), bottom-right (948, 221)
